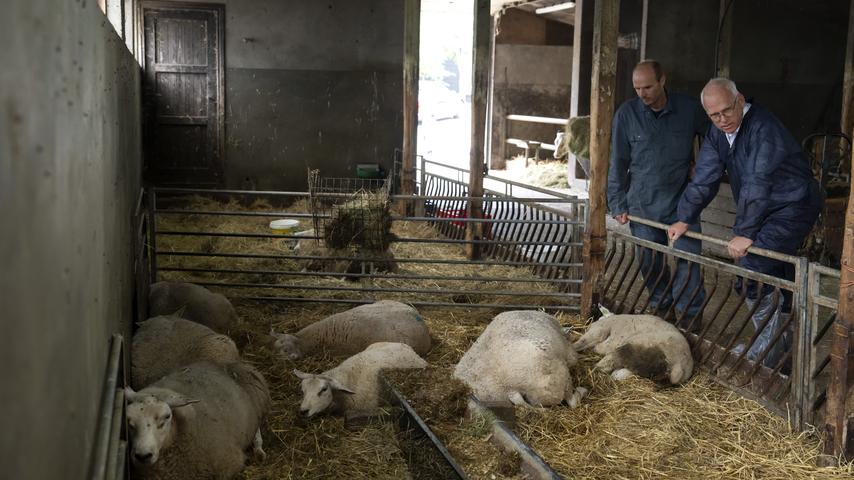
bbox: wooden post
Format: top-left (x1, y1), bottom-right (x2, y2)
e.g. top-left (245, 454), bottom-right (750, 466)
top-left (841, 0), bottom-right (854, 140)
top-left (716, 0), bottom-right (735, 77)
top-left (580, 0), bottom-right (619, 320)
top-left (401, 0), bottom-right (420, 210)
top-left (825, 125), bottom-right (854, 460)
top-left (467, 0), bottom-right (490, 260)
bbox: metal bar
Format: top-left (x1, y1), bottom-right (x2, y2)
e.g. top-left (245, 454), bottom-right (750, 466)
top-left (148, 189), bottom-right (158, 283)
top-left (186, 280), bottom-right (577, 298)
top-left (505, 114), bottom-right (567, 125)
top-left (89, 334), bottom-right (123, 480)
top-left (241, 296), bottom-right (579, 310)
top-left (381, 376), bottom-right (468, 480)
top-left (626, 215), bottom-right (800, 264)
top-left (156, 250), bottom-right (583, 269)
top-left (467, 397), bottom-right (562, 480)
top-left (104, 388), bottom-right (125, 479)
top-left (611, 230), bottom-right (797, 290)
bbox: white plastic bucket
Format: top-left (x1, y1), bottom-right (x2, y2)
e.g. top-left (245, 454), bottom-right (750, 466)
top-left (269, 219), bottom-right (300, 234)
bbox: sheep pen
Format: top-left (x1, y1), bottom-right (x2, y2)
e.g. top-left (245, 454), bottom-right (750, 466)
top-left (149, 194), bottom-right (854, 479)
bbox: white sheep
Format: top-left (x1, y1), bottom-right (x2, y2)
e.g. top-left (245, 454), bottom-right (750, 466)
top-left (572, 314), bottom-right (694, 384)
top-left (125, 361), bottom-right (271, 480)
top-left (149, 281), bottom-right (239, 334)
top-left (293, 342), bottom-right (427, 417)
top-left (453, 310), bottom-right (588, 408)
top-left (131, 315), bottom-right (240, 390)
top-left (271, 300), bottom-right (431, 360)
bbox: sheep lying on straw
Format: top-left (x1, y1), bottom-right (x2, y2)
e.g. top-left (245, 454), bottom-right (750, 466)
top-left (149, 281), bottom-right (239, 334)
top-left (454, 310), bottom-right (587, 407)
top-left (294, 342), bottom-right (427, 417)
top-left (126, 361), bottom-right (271, 480)
top-left (572, 314), bottom-right (693, 385)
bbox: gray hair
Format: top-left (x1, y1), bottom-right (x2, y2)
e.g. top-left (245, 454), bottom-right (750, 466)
top-left (701, 77), bottom-right (739, 107)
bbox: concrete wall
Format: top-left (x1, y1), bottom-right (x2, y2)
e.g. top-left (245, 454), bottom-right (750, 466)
top-left (178, 0), bottom-right (404, 191)
top-left (491, 42), bottom-right (573, 168)
top-left (0, 1), bottom-right (142, 479)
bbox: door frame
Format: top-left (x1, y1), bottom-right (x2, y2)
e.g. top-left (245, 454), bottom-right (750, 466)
top-left (139, 0), bottom-right (226, 186)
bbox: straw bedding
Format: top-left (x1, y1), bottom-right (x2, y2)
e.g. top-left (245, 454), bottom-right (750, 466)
top-left (154, 195), bottom-right (852, 479)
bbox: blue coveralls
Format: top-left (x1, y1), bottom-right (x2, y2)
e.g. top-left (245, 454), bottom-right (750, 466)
top-left (608, 92), bottom-right (711, 322)
top-left (677, 102), bottom-right (823, 368)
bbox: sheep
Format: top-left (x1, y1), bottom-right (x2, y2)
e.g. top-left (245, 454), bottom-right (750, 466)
top-left (572, 314), bottom-right (694, 385)
top-left (148, 281), bottom-right (239, 334)
top-left (293, 342), bottom-right (427, 417)
top-left (125, 361), bottom-right (271, 480)
top-left (131, 315), bottom-right (240, 390)
top-left (271, 300), bottom-right (431, 360)
top-left (453, 310), bottom-right (588, 408)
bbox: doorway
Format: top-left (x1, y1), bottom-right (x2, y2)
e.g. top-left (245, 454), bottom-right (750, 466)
top-left (142, 2), bottom-right (225, 186)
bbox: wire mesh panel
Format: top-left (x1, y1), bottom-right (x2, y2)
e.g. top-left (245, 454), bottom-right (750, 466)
top-left (602, 227), bottom-right (812, 425)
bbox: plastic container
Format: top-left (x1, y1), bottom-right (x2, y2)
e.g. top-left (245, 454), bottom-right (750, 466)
top-left (269, 219), bottom-right (300, 234)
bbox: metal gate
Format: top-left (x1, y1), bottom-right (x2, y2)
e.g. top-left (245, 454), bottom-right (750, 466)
top-left (601, 216), bottom-right (841, 430)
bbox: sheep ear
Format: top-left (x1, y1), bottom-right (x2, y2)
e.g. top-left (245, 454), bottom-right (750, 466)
top-left (293, 369), bottom-right (313, 380)
top-left (328, 378), bottom-right (356, 395)
top-left (124, 386), bottom-right (142, 403)
top-left (165, 395), bottom-right (200, 409)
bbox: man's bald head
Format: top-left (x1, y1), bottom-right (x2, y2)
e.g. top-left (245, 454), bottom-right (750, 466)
top-left (632, 60), bottom-right (667, 110)
top-left (701, 77), bottom-right (745, 134)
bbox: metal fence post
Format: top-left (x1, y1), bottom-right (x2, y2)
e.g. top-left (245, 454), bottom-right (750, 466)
top-left (147, 188), bottom-right (158, 284)
top-left (793, 256), bottom-right (811, 429)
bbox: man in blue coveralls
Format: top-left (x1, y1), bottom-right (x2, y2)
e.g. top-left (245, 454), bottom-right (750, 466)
top-left (668, 78), bottom-right (823, 371)
top-left (608, 60), bottom-right (709, 328)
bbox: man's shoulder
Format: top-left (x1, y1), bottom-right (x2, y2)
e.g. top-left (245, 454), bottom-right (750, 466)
top-left (615, 98), bottom-right (641, 121)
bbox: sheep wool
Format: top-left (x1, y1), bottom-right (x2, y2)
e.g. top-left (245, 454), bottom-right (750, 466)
top-left (572, 314), bottom-right (694, 385)
top-left (149, 281), bottom-right (239, 334)
top-left (128, 361), bottom-right (271, 480)
top-left (273, 300), bottom-right (431, 359)
top-left (132, 315), bottom-right (240, 390)
top-left (454, 310), bottom-right (586, 407)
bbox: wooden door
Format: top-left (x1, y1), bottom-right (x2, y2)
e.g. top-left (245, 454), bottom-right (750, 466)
top-left (142, 2), bottom-right (224, 186)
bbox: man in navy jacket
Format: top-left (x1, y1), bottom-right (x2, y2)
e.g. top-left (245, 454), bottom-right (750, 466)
top-left (668, 78), bottom-right (823, 371)
top-left (608, 60), bottom-right (710, 327)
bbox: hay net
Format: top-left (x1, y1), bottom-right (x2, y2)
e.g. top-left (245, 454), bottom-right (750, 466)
top-left (307, 169), bottom-right (393, 253)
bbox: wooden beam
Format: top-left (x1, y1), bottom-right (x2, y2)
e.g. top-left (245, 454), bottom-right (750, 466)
top-left (580, 0), bottom-right (620, 320)
top-left (467, 0), bottom-right (490, 260)
top-left (716, 0), bottom-right (735, 77)
top-left (825, 124), bottom-right (854, 460)
top-left (401, 0), bottom-right (420, 207)
top-left (841, 0), bottom-right (854, 138)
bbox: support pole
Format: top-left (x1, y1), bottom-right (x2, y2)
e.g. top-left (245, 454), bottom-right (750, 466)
top-left (467, 0), bottom-right (490, 260)
top-left (825, 124), bottom-right (854, 460)
top-left (841, 0), bottom-right (854, 140)
top-left (401, 0), bottom-right (420, 208)
top-left (580, 0), bottom-right (619, 320)
top-left (715, 0), bottom-right (734, 77)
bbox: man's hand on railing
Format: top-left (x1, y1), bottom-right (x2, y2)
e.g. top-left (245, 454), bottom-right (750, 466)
top-left (727, 236), bottom-right (753, 259)
top-left (668, 221), bottom-right (689, 242)
top-left (613, 213), bottom-right (628, 225)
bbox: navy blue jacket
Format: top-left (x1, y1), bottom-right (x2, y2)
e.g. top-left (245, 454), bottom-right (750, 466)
top-left (608, 92), bottom-right (710, 223)
top-left (676, 103), bottom-right (821, 240)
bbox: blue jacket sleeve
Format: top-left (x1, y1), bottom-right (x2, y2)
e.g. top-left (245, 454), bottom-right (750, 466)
top-left (677, 132), bottom-right (724, 224)
top-left (607, 109), bottom-right (630, 215)
top-left (732, 123), bottom-right (788, 239)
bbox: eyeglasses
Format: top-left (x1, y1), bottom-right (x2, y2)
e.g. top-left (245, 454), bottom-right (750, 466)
top-left (707, 97), bottom-right (740, 122)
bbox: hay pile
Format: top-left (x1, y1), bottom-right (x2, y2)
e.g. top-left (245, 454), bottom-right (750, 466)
top-left (323, 191), bottom-right (393, 251)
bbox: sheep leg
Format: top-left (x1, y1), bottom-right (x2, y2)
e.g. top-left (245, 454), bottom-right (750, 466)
top-left (252, 429), bottom-right (266, 460)
top-left (572, 323), bottom-right (611, 352)
top-left (565, 385), bottom-right (589, 409)
top-left (593, 352), bottom-right (619, 373)
top-left (507, 391), bottom-right (531, 407)
top-left (610, 368), bottom-right (634, 381)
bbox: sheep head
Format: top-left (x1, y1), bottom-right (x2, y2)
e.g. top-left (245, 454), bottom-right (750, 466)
top-left (293, 369), bottom-right (354, 417)
top-left (271, 329), bottom-right (302, 360)
top-left (125, 387), bottom-right (199, 466)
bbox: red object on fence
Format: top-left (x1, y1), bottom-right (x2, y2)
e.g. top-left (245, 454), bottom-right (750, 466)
top-left (436, 209), bottom-right (494, 239)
